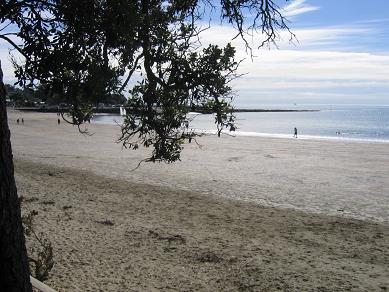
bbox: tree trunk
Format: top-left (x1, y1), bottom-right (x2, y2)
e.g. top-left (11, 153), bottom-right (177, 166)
top-left (0, 61), bottom-right (32, 291)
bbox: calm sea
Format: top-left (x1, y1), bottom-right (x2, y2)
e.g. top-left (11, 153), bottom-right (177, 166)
top-left (92, 104), bottom-right (389, 143)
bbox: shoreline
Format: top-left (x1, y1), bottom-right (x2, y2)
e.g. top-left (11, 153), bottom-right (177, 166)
top-left (8, 110), bottom-right (389, 223)
top-left (197, 129), bottom-right (389, 144)
top-left (90, 112), bottom-right (389, 145)
top-left (13, 106), bottom-right (319, 114)
top-left (14, 108), bottom-right (389, 144)
top-left (8, 110), bottom-right (389, 290)
top-left (92, 114), bottom-right (389, 145)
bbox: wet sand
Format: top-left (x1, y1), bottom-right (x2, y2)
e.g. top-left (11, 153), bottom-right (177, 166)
top-left (8, 110), bottom-right (389, 291)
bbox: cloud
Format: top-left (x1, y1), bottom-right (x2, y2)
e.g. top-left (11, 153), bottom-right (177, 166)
top-left (279, 27), bottom-right (370, 49)
top-left (1, 18), bottom-right (388, 105)
top-left (0, 49), bottom-right (18, 84)
top-left (197, 24), bottom-right (389, 105)
top-left (282, 0), bottom-right (320, 18)
top-left (198, 23), bottom-right (372, 58)
top-left (232, 49), bottom-right (389, 104)
top-left (238, 50), bottom-right (389, 82)
top-left (357, 18), bottom-right (389, 24)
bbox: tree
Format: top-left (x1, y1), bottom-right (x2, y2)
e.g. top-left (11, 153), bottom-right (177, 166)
top-left (0, 0), bottom-right (291, 290)
top-left (1, 62), bottom-right (32, 291)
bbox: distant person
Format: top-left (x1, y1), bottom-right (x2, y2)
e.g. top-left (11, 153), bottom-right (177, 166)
top-left (57, 118), bottom-right (61, 125)
top-left (17, 118), bottom-right (19, 124)
top-left (293, 127), bottom-right (298, 138)
top-left (21, 118), bottom-right (24, 125)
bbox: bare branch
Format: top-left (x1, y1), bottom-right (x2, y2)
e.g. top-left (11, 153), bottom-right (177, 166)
top-left (0, 35), bottom-right (28, 58)
top-left (118, 53), bottom-right (144, 93)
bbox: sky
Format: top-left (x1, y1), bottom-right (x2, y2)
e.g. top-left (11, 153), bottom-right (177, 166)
top-left (1, 0), bottom-right (389, 107)
top-left (200, 0), bottom-right (389, 107)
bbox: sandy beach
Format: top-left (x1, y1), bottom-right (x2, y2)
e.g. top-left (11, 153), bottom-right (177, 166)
top-left (8, 110), bottom-right (389, 291)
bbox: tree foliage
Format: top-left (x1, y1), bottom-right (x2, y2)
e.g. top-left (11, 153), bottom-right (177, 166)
top-left (1, 0), bottom-right (292, 162)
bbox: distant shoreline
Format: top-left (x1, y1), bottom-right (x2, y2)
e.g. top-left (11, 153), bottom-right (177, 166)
top-left (12, 107), bottom-right (121, 114)
top-left (12, 106), bottom-right (319, 114)
top-left (231, 108), bottom-right (319, 112)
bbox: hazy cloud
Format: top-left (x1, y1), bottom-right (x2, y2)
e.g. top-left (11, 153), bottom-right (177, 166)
top-left (282, 0), bottom-right (320, 18)
top-left (198, 24), bottom-right (389, 105)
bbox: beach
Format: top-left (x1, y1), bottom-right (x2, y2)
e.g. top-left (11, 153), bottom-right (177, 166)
top-left (8, 110), bottom-right (389, 291)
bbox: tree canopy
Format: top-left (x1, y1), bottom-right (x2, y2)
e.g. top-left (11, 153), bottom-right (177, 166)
top-left (1, 0), bottom-right (292, 162)
top-left (0, 1), bottom-right (292, 290)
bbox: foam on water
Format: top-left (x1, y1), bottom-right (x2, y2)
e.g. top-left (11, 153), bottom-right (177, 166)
top-left (190, 129), bottom-right (389, 144)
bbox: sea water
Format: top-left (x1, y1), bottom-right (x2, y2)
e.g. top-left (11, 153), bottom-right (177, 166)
top-left (92, 104), bottom-right (389, 143)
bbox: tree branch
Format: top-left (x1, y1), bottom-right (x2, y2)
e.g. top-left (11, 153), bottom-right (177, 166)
top-left (0, 35), bottom-right (28, 59)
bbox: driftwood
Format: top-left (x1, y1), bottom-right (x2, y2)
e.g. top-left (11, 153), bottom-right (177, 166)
top-left (30, 276), bottom-right (57, 292)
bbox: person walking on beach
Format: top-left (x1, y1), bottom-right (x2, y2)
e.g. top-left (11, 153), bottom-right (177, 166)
top-left (21, 118), bottom-right (24, 125)
top-left (293, 127), bottom-right (298, 138)
top-left (57, 118), bottom-right (60, 125)
top-left (17, 118), bottom-right (19, 124)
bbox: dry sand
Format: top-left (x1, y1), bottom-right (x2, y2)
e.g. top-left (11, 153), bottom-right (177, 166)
top-left (7, 110), bottom-right (389, 291)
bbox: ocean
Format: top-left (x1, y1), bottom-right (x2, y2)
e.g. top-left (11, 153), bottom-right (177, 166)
top-left (92, 104), bottom-right (389, 143)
